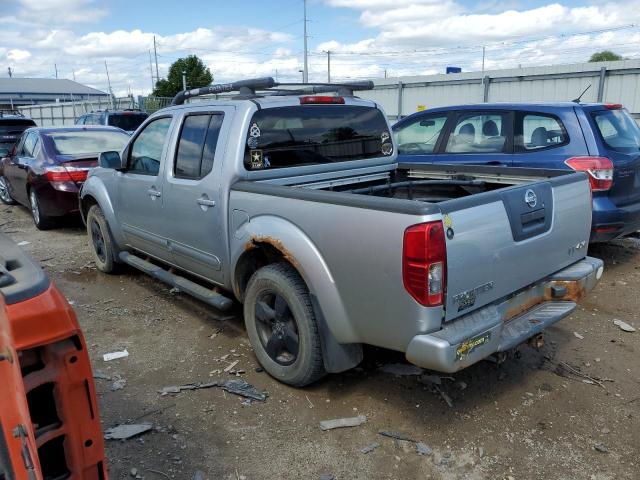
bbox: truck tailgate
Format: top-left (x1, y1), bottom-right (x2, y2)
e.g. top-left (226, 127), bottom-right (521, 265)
top-left (439, 173), bottom-right (591, 322)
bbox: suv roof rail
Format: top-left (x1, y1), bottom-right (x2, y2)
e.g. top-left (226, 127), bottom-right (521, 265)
top-left (171, 77), bottom-right (375, 105)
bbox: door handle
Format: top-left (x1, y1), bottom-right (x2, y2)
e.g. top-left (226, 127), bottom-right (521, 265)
top-left (147, 188), bottom-right (161, 198)
top-left (197, 198), bottom-right (216, 207)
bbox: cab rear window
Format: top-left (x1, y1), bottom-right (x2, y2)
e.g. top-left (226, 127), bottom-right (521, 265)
top-left (592, 108), bottom-right (640, 153)
top-left (243, 105), bottom-right (392, 170)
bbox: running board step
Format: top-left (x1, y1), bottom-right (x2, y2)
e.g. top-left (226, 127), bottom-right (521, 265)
top-left (119, 252), bottom-right (233, 311)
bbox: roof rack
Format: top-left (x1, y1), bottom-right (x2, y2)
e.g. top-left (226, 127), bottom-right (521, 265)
top-left (171, 77), bottom-right (375, 105)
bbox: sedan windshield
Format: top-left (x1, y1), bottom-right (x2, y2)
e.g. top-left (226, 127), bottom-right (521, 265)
top-left (46, 130), bottom-right (129, 156)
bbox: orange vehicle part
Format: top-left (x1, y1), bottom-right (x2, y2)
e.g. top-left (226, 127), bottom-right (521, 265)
top-left (1, 239), bottom-right (107, 479)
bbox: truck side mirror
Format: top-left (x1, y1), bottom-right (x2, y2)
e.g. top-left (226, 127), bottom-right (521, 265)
top-left (99, 151), bottom-right (122, 170)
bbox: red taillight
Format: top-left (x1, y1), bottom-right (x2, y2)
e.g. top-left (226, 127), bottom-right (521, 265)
top-left (403, 221), bottom-right (447, 307)
top-left (605, 103), bottom-right (623, 110)
top-left (565, 156), bottom-right (613, 191)
top-left (45, 165), bottom-right (89, 183)
top-left (299, 96), bottom-right (345, 105)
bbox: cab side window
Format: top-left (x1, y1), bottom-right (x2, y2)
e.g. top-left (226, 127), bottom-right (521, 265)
top-left (394, 114), bottom-right (448, 155)
top-left (174, 114), bottom-right (224, 180)
top-left (127, 117), bottom-right (173, 175)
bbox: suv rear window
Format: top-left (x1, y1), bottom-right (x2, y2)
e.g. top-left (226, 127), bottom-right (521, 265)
top-left (243, 105), bottom-right (392, 170)
top-left (592, 108), bottom-right (640, 153)
top-left (0, 119), bottom-right (36, 155)
top-left (108, 113), bottom-right (148, 131)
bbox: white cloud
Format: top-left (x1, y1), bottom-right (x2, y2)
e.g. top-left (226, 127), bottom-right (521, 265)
top-left (18, 0), bottom-right (107, 24)
top-left (7, 49), bottom-right (31, 62)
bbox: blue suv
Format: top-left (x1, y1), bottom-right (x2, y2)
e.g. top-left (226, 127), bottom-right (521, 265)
top-left (393, 102), bottom-right (640, 242)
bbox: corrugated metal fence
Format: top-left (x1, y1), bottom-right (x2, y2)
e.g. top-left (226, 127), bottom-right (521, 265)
top-left (361, 59), bottom-right (640, 120)
top-left (17, 96), bottom-right (138, 126)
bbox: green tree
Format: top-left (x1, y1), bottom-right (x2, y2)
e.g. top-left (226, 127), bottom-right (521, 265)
top-left (589, 51), bottom-right (623, 62)
top-left (152, 55), bottom-right (213, 97)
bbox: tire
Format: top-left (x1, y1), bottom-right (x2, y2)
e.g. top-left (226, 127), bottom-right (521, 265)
top-left (0, 175), bottom-right (16, 205)
top-left (244, 262), bottom-right (326, 387)
top-left (29, 189), bottom-right (54, 230)
top-left (86, 204), bottom-right (119, 274)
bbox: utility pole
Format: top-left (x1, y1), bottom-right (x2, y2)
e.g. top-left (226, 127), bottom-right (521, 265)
top-left (275, 69), bottom-right (278, 81)
top-left (149, 50), bottom-right (155, 92)
top-left (182, 71), bottom-right (187, 91)
top-left (481, 46), bottom-right (485, 76)
top-left (384, 69), bottom-right (388, 79)
top-left (327, 50), bottom-right (331, 83)
top-left (54, 63), bottom-right (58, 79)
top-left (303, 0), bottom-right (309, 83)
top-left (153, 35), bottom-right (160, 81)
top-left (104, 60), bottom-right (114, 108)
top-left (72, 70), bottom-right (76, 82)
top-left (7, 67), bottom-right (12, 78)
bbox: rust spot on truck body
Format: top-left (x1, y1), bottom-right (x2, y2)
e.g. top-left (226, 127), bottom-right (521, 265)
top-left (245, 236), bottom-right (301, 270)
top-left (503, 280), bottom-right (587, 323)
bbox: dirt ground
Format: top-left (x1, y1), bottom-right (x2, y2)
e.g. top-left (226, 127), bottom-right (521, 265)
top-left (1, 204), bottom-right (639, 480)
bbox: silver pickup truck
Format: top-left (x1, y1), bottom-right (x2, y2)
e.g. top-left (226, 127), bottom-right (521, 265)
top-left (80, 78), bottom-right (603, 387)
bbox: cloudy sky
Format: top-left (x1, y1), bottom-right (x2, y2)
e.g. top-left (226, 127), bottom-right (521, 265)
top-left (2, 0), bottom-right (640, 96)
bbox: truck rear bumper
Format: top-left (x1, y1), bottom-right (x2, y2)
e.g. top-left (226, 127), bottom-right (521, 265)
top-left (405, 256), bottom-right (603, 373)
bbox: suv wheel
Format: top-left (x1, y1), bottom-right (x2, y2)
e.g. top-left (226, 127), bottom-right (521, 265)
top-left (0, 175), bottom-right (16, 205)
top-left (244, 262), bottom-right (326, 387)
top-left (29, 189), bottom-right (54, 230)
top-left (86, 205), bottom-right (119, 273)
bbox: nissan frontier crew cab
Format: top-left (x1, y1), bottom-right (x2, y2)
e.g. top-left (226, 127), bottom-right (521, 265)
top-left (79, 78), bottom-right (603, 387)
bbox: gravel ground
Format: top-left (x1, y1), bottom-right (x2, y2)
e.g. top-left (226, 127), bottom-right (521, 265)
top-left (2, 204), bottom-right (639, 480)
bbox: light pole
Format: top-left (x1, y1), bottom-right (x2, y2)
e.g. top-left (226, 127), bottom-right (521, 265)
top-left (298, 69), bottom-right (304, 82)
top-left (182, 71), bottom-right (187, 91)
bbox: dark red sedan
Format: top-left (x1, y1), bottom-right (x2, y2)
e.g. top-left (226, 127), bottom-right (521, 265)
top-left (0, 126), bottom-right (129, 229)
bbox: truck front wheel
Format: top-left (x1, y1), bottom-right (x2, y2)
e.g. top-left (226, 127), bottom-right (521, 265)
top-left (244, 263), bottom-right (326, 387)
top-left (86, 205), bottom-right (119, 274)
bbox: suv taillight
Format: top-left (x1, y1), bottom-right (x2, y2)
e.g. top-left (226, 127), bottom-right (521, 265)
top-left (565, 156), bottom-right (613, 192)
top-left (403, 221), bottom-right (447, 306)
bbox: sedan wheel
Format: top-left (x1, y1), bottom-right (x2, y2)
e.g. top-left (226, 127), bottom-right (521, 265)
top-left (0, 176), bottom-right (16, 205)
top-left (29, 189), bottom-right (53, 230)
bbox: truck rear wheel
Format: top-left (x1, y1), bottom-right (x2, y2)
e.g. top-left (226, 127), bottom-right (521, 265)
top-left (86, 205), bottom-right (118, 274)
top-left (244, 263), bottom-right (326, 387)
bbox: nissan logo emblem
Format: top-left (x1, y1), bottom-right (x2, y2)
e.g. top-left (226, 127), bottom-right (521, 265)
top-left (525, 189), bottom-right (537, 208)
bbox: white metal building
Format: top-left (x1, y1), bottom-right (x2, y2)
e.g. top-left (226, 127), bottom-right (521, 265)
top-left (361, 59), bottom-right (640, 120)
top-left (0, 78), bottom-right (109, 109)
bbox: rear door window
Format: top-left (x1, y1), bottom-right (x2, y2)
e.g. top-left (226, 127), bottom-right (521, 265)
top-left (516, 113), bottom-right (568, 151)
top-left (244, 105), bottom-right (391, 170)
top-left (394, 114), bottom-right (448, 155)
top-left (21, 132), bottom-right (39, 157)
top-left (444, 112), bottom-right (508, 154)
top-left (174, 113), bottom-right (224, 179)
top-left (592, 108), bottom-right (640, 153)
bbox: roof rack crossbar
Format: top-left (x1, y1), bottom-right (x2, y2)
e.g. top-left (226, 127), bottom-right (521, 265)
top-left (170, 78), bottom-right (374, 105)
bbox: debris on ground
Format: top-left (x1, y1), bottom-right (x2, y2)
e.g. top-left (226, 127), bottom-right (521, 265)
top-left (193, 470), bottom-right (205, 480)
top-left (320, 415), bottom-right (367, 431)
top-left (416, 442), bottom-right (432, 456)
top-left (169, 287), bottom-right (180, 294)
top-left (613, 319), bottom-right (636, 332)
top-left (111, 374), bottom-right (127, 391)
top-left (158, 379), bottom-right (268, 401)
top-left (319, 475), bottom-right (334, 480)
top-left (224, 360), bottom-right (240, 372)
top-left (360, 442), bottom-right (380, 454)
top-left (17, 240), bottom-right (30, 246)
top-left (130, 467), bottom-right (139, 478)
top-left (594, 443), bottom-right (609, 453)
top-left (379, 363), bottom-right (424, 376)
top-left (574, 332), bottom-right (585, 340)
top-left (93, 370), bottom-right (111, 380)
top-left (104, 423), bottom-right (153, 440)
top-left (378, 430), bottom-right (416, 442)
top-left (103, 349), bottom-right (129, 361)
top-left (436, 385), bottom-right (454, 407)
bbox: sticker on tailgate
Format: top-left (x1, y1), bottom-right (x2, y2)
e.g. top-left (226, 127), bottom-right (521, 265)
top-left (456, 332), bottom-right (491, 361)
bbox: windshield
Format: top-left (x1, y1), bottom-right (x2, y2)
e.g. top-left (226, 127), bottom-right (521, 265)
top-left (244, 105), bottom-right (392, 170)
top-left (592, 108), bottom-right (640, 153)
top-left (0, 120), bottom-right (36, 155)
top-left (46, 130), bottom-right (129, 156)
top-left (108, 113), bottom-right (148, 131)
